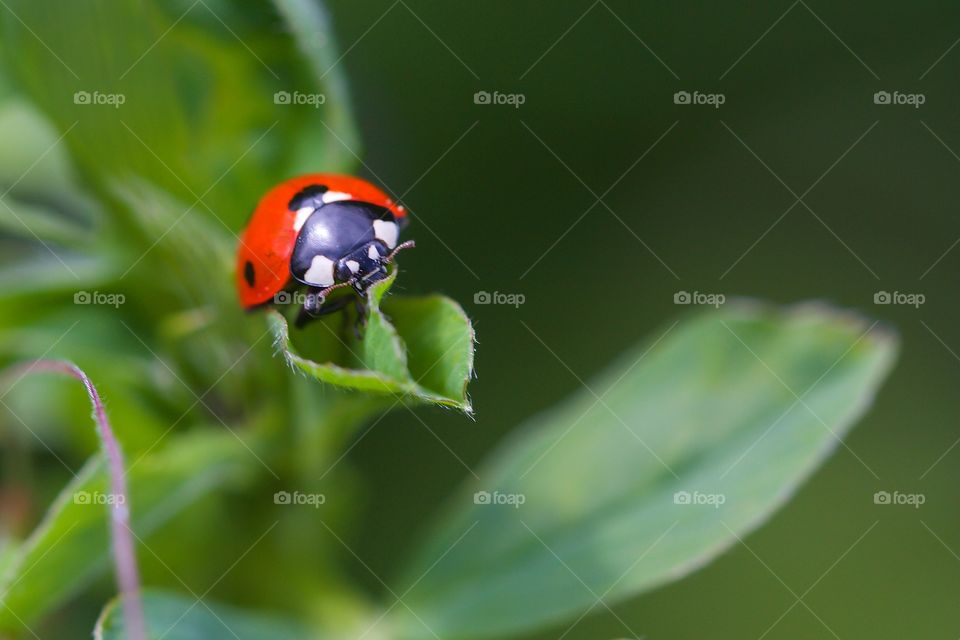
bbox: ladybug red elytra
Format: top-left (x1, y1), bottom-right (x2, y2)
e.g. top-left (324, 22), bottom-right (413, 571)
top-left (236, 174), bottom-right (413, 327)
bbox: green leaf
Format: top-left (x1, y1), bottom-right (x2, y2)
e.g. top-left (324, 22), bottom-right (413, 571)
top-left (271, 0), bottom-right (361, 172)
top-left (94, 589), bottom-right (308, 640)
top-left (0, 431), bottom-right (254, 633)
top-left (0, 195), bottom-right (93, 246)
top-left (269, 272), bottom-right (474, 411)
top-left (383, 295), bottom-right (476, 407)
top-left (391, 302), bottom-right (897, 639)
top-left (0, 0), bottom-right (358, 227)
top-left (0, 253), bottom-right (117, 301)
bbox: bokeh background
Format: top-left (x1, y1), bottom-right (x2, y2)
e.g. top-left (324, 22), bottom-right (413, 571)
top-left (0, 2), bottom-right (957, 639)
top-left (328, 2), bottom-right (960, 638)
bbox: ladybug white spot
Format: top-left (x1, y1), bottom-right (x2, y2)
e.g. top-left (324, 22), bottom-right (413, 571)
top-left (303, 255), bottom-right (335, 286)
top-left (373, 220), bottom-right (398, 248)
top-left (368, 245), bottom-right (380, 259)
top-left (346, 260), bottom-right (360, 274)
top-left (293, 206), bottom-right (314, 232)
top-left (322, 191), bottom-right (352, 204)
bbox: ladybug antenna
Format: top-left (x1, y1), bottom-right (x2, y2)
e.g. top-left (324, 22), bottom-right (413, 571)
top-left (384, 240), bottom-right (415, 263)
top-left (315, 280), bottom-right (355, 302)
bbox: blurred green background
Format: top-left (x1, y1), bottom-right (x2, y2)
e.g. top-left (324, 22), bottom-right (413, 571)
top-left (327, 2), bottom-right (960, 638)
top-left (0, 1), bottom-right (957, 638)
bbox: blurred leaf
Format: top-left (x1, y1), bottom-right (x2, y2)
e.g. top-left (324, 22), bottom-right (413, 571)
top-left (271, 0), bottom-right (360, 173)
top-left (0, 253), bottom-right (117, 301)
top-left (269, 272), bottom-right (474, 411)
top-left (0, 311), bottom-right (195, 453)
top-left (0, 195), bottom-right (94, 246)
top-left (94, 589), bottom-right (308, 640)
top-left (391, 303), bottom-right (897, 639)
top-left (0, 537), bottom-right (16, 577)
top-left (0, 0), bottom-right (359, 227)
top-left (0, 431), bottom-right (254, 633)
top-left (0, 97), bottom-right (76, 194)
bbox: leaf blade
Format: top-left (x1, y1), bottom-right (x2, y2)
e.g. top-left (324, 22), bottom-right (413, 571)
top-left (391, 302), bottom-right (897, 639)
top-left (94, 589), bottom-right (309, 640)
top-left (269, 273), bottom-right (474, 411)
top-left (0, 431), bottom-right (254, 633)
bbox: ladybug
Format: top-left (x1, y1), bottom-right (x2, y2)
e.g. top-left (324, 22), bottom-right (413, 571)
top-left (236, 174), bottom-right (413, 327)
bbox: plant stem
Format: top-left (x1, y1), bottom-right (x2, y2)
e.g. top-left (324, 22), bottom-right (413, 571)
top-left (3, 360), bottom-right (147, 640)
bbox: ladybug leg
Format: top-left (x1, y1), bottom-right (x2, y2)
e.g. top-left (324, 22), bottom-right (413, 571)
top-left (354, 295), bottom-right (369, 337)
top-left (295, 292), bottom-right (352, 328)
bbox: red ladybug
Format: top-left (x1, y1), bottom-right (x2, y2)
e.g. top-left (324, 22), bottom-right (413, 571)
top-left (236, 174), bottom-right (413, 326)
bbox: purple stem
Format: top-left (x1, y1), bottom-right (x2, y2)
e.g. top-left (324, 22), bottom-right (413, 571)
top-left (4, 360), bottom-right (147, 640)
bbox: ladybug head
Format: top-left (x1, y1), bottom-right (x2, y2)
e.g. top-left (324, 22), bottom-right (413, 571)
top-left (336, 241), bottom-right (390, 295)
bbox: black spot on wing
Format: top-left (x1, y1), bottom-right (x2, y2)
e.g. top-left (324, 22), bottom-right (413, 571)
top-left (243, 260), bottom-right (256, 287)
top-left (287, 184), bottom-right (329, 211)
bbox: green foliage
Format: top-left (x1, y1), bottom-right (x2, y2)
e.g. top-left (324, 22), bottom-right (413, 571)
top-left (0, 432), bottom-right (253, 633)
top-left (391, 303), bottom-right (897, 639)
top-left (0, 2), bottom-right (897, 640)
top-left (95, 590), bottom-right (308, 640)
top-left (270, 271), bottom-right (475, 410)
